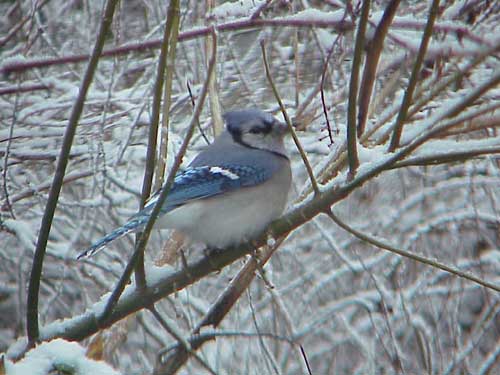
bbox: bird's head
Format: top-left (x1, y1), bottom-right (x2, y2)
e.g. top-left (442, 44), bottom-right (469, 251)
top-left (224, 109), bottom-right (288, 156)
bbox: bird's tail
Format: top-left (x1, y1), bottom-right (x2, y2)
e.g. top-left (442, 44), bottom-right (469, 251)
top-left (76, 214), bottom-right (148, 259)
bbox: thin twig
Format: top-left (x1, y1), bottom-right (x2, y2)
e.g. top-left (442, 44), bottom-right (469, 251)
top-left (205, 0), bottom-right (224, 137)
top-left (300, 345), bottom-right (313, 375)
top-left (388, 0), bottom-right (440, 151)
top-left (149, 306), bottom-right (217, 375)
top-left (160, 330), bottom-right (297, 353)
top-left (155, 0), bottom-right (181, 189)
top-left (1, 170), bottom-right (93, 210)
top-left (357, 0), bottom-right (401, 136)
top-left (320, 37), bottom-right (341, 146)
top-left (0, 16), bottom-right (353, 76)
top-left (0, 83), bottom-right (52, 96)
top-left (247, 289), bottom-right (281, 373)
top-left (293, 9), bottom-right (300, 109)
top-left (390, 18), bottom-right (492, 47)
top-left (250, 0), bottom-right (274, 20)
top-left (98, 27), bottom-right (218, 325)
top-left (157, 238), bottom-right (285, 373)
top-left (326, 209), bottom-right (500, 292)
top-left (136, 0), bottom-right (181, 289)
top-left (187, 80), bottom-right (210, 145)
top-left (346, 0), bottom-right (371, 178)
top-left (390, 146), bottom-right (500, 168)
top-left (260, 40), bottom-right (320, 196)
top-left (25, 0), bottom-right (121, 346)
top-left (0, 0), bottom-right (49, 48)
top-left (2, 78), bottom-right (20, 219)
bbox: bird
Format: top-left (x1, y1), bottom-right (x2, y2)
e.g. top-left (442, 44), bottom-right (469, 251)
top-left (77, 109), bottom-right (292, 259)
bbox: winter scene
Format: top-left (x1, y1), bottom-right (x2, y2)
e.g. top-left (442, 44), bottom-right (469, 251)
top-left (1, 0), bottom-right (499, 374)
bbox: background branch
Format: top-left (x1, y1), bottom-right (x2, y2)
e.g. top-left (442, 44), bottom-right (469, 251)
top-left (389, 0), bottom-right (441, 151)
top-left (0, 16), bottom-right (354, 76)
top-left (346, 0), bottom-right (371, 177)
top-left (99, 28), bottom-right (218, 324)
top-left (357, 0), bottom-right (401, 136)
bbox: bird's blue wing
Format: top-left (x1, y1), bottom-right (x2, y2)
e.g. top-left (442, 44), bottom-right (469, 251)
top-left (77, 164), bottom-right (273, 259)
top-left (144, 164), bottom-right (271, 214)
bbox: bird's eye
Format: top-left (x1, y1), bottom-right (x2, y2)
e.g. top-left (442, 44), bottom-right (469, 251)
top-left (249, 127), bottom-right (261, 134)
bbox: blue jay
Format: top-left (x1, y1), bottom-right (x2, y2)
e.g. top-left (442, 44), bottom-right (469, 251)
top-left (77, 109), bottom-right (291, 259)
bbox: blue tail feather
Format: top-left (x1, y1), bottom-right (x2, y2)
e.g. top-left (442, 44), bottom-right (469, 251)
top-left (76, 214), bottom-right (147, 259)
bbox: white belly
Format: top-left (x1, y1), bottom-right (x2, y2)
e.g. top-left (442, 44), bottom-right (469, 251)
top-left (155, 168), bottom-right (291, 248)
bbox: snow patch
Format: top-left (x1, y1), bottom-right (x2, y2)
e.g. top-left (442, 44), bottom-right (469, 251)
top-left (4, 339), bottom-right (120, 375)
top-left (210, 0), bottom-right (264, 20)
top-left (284, 9), bottom-right (345, 23)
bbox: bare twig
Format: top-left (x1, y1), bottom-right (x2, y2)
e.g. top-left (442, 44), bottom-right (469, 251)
top-left (2, 78), bottom-right (20, 219)
top-left (346, 0), bottom-right (371, 178)
top-left (300, 345), bottom-right (313, 375)
top-left (260, 40), bottom-right (320, 196)
top-left (0, 16), bottom-right (353, 76)
top-left (320, 37), bottom-right (341, 146)
top-left (1, 171), bottom-right (93, 211)
top-left (98, 27), bottom-right (218, 325)
top-left (205, 0), bottom-right (224, 137)
top-left (390, 18), bottom-right (492, 47)
top-left (388, 0), bottom-right (440, 151)
top-left (390, 146), bottom-right (500, 169)
top-left (135, 0), bottom-right (181, 289)
top-left (149, 306), bottom-right (217, 375)
top-left (160, 330), bottom-right (297, 352)
top-left (0, 83), bottom-right (52, 96)
top-left (357, 0), bottom-right (401, 136)
top-left (157, 239), bottom-right (285, 374)
top-left (186, 80), bottom-right (210, 144)
top-left (155, 0), bottom-right (181, 190)
top-left (0, 0), bottom-right (49, 48)
top-left (25, 0), bottom-right (121, 346)
top-left (326, 209), bottom-right (500, 292)
top-left (250, 0), bottom-right (274, 20)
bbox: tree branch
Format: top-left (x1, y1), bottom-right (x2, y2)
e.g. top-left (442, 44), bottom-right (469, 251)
top-left (357, 0), bottom-right (401, 136)
top-left (346, 0), bottom-right (371, 178)
top-left (26, 0), bottom-right (121, 346)
top-left (388, 0), bottom-right (440, 151)
top-left (98, 27), bottom-right (218, 325)
top-left (0, 15), bottom-right (353, 76)
top-left (260, 40), bottom-right (320, 195)
top-left (326, 209), bottom-right (500, 292)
